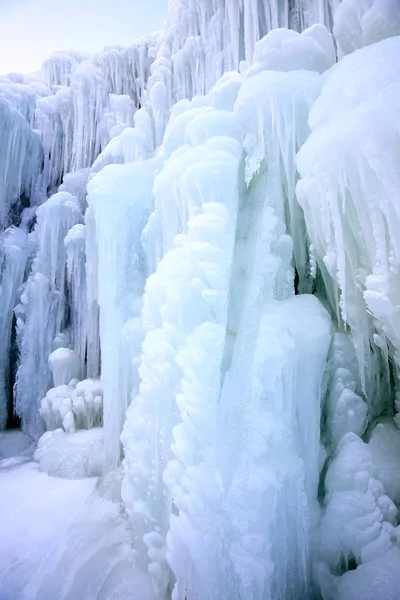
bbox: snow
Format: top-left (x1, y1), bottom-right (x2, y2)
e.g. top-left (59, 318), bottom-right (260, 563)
top-left (34, 427), bottom-right (105, 478)
top-left (336, 547), bottom-right (400, 600)
top-left (0, 431), bottom-right (156, 600)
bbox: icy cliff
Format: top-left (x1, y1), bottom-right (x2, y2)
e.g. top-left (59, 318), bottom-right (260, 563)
top-left (1, 0), bottom-right (400, 599)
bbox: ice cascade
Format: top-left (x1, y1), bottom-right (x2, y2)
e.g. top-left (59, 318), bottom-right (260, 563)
top-left (0, 1), bottom-right (400, 599)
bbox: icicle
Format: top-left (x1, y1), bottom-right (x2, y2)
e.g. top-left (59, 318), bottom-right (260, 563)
top-left (14, 192), bottom-right (83, 439)
top-left (0, 96), bottom-right (43, 228)
top-left (0, 227), bottom-right (30, 429)
top-left (65, 224), bottom-right (87, 368)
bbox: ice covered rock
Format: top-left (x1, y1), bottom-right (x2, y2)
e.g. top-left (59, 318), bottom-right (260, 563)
top-left (34, 427), bottom-right (105, 478)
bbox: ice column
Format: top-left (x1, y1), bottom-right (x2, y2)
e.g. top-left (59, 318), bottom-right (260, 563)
top-left (121, 130), bottom-right (243, 595)
top-left (65, 224), bottom-right (87, 367)
top-left (87, 159), bottom-right (156, 468)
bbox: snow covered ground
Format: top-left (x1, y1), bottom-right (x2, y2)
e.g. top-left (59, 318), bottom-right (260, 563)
top-left (0, 430), bottom-right (155, 600)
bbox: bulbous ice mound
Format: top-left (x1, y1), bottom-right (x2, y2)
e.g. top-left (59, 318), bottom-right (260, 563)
top-left (40, 378), bottom-right (103, 433)
top-left (247, 25), bottom-right (336, 77)
top-left (48, 347), bottom-right (81, 387)
top-left (334, 0), bottom-right (400, 57)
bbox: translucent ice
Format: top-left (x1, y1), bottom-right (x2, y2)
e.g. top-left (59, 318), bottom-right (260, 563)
top-left (87, 159), bottom-right (156, 468)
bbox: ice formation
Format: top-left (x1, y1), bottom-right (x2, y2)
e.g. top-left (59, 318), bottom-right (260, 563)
top-left (1, 1), bottom-right (400, 599)
top-left (297, 35), bottom-right (400, 409)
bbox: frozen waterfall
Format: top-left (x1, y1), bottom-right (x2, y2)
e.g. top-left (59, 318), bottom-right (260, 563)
top-left (1, 0), bottom-right (400, 599)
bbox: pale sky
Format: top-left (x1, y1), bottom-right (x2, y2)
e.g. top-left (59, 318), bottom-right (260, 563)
top-left (0, 0), bottom-right (169, 75)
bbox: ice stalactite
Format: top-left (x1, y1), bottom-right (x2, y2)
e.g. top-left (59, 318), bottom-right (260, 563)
top-left (0, 227), bottom-right (32, 429)
top-left (0, 77), bottom-right (38, 126)
top-left (0, 95), bottom-right (43, 229)
top-left (14, 192), bottom-right (83, 438)
top-left (84, 207), bottom-right (101, 380)
top-left (296, 36), bottom-right (400, 412)
top-left (34, 68), bottom-right (138, 199)
top-left (93, 34), bottom-right (159, 103)
top-left (65, 224), bottom-right (87, 367)
top-left (40, 51), bottom-right (88, 88)
top-left (70, 62), bottom-right (110, 172)
top-left (34, 89), bottom-right (74, 194)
